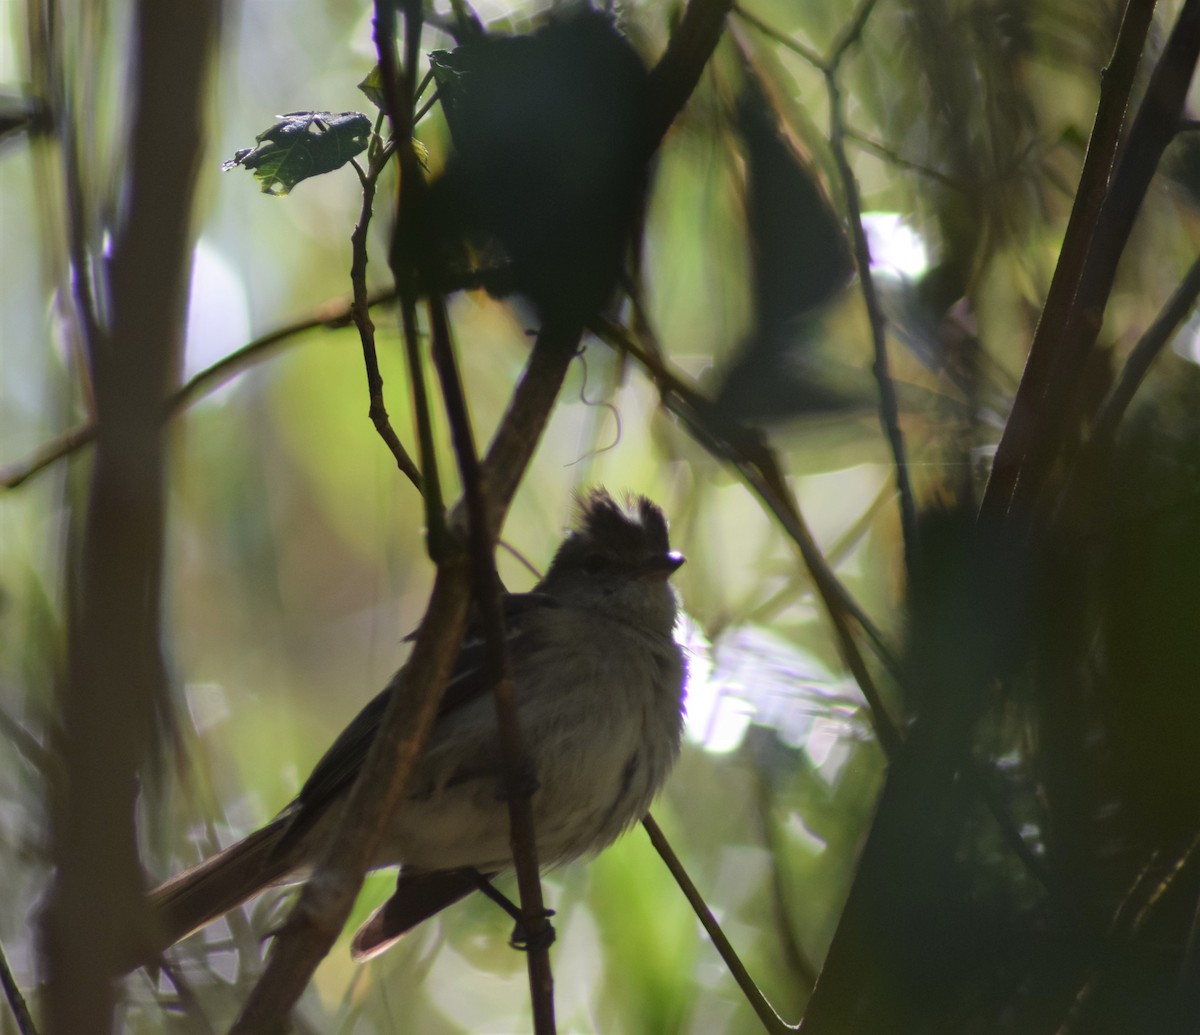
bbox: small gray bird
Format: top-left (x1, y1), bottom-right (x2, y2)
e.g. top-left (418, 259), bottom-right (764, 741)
top-left (144, 489), bottom-right (685, 963)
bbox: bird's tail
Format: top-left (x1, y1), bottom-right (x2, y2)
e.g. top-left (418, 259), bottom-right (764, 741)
top-left (140, 816), bottom-right (295, 966)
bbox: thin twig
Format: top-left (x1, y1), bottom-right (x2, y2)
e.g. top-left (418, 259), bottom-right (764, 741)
top-left (732, 4), bottom-right (825, 71)
top-left (827, 0), bottom-right (881, 68)
top-left (426, 294), bottom-right (556, 1032)
top-left (820, 4), bottom-right (917, 565)
top-left (732, 4), bottom-right (916, 562)
top-left (0, 936), bottom-right (38, 1035)
top-left (843, 128), bottom-right (963, 189)
top-left (748, 751), bottom-right (819, 993)
top-left (1, 288), bottom-right (403, 491)
top-left (349, 131), bottom-right (422, 489)
top-left (643, 813), bottom-right (796, 1034)
top-left (231, 4), bottom-right (455, 1025)
top-left (1051, 253), bottom-right (1200, 526)
top-left (590, 316), bottom-right (904, 759)
top-left (1093, 253), bottom-right (1200, 444)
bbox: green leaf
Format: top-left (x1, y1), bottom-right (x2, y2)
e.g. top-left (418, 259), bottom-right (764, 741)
top-left (357, 66), bottom-right (386, 111)
top-left (221, 110), bottom-right (372, 195)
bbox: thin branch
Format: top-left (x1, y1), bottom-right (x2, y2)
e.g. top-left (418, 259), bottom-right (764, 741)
top-left (732, 4), bottom-right (826, 71)
top-left (385, 0), bottom-right (449, 551)
top-left (1, 288), bottom-right (403, 491)
top-left (1, 423), bottom-right (96, 490)
top-left (426, 294), bottom-right (556, 1032)
top-left (843, 128), bottom-right (963, 190)
top-left (591, 316), bottom-right (904, 760)
top-left (643, 813), bottom-right (797, 1034)
top-left (1051, 253), bottom-right (1200, 527)
top-left (231, 4), bottom-right (455, 1025)
top-left (980, 0), bottom-right (1158, 525)
top-left (0, 936), bottom-right (39, 1035)
top-left (821, 11), bottom-right (917, 565)
top-left (1094, 253), bottom-right (1200, 444)
top-left (826, 0), bottom-right (881, 69)
top-left (349, 135), bottom-right (423, 489)
top-left (732, 4), bottom-right (916, 562)
top-left (749, 752), bottom-right (819, 993)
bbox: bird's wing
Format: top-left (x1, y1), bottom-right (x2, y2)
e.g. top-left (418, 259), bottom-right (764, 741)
top-left (272, 591), bottom-right (557, 858)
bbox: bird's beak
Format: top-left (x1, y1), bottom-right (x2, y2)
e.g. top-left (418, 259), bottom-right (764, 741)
top-left (642, 551), bottom-right (685, 580)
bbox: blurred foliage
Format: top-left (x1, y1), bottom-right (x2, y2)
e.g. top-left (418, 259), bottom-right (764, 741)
top-left (3, 0), bottom-right (1200, 1031)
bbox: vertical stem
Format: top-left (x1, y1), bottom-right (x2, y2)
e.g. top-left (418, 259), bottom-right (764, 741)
top-left (40, 0), bottom-right (220, 1031)
top-left (427, 297), bottom-right (557, 1032)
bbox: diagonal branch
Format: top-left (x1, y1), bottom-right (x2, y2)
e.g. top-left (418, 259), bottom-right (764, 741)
top-left (0, 287), bottom-right (405, 492)
top-left (980, 0), bottom-right (1160, 525)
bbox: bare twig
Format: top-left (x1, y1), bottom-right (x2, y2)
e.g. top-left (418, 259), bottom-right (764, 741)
top-left (1051, 253), bottom-right (1200, 527)
top-left (824, 59), bottom-right (917, 564)
top-left (843, 128), bottom-right (963, 189)
top-left (1, 424), bottom-right (95, 490)
top-left (643, 813), bottom-right (797, 1034)
top-left (732, 4), bottom-right (825, 70)
top-left (749, 753), bottom-right (819, 994)
top-left (1, 288), bottom-right (402, 491)
top-left (1093, 253), bottom-right (1200, 444)
top-left (0, 936), bottom-right (38, 1035)
top-left (426, 294), bottom-right (556, 1032)
top-left (732, 2), bottom-right (915, 560)
top-left (350, 141), bottom-right (423, 490)
top-left (590, 316), bottom-right (904, 759)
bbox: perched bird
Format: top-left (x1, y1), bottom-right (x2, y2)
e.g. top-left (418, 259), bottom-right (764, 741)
top-left (142, 490), bottom-right (686, 963)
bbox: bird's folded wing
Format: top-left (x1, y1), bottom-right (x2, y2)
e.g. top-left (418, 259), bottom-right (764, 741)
top-left (271, 591), bottom-right (558, 858)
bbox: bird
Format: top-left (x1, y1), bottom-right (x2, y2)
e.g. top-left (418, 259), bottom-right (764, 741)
top-left (140, 489), bottom-right (686, 964)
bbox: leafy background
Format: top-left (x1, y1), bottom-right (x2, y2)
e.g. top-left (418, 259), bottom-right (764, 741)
top-left (4, 0), bottom-right (1200, 1032)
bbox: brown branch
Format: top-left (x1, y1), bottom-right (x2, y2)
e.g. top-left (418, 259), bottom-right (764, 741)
top-left (1094, 252), bottom-right (1200, 444)
top-left (0, 936), bottom-right (38, 1035)
top-left (643, 814), bottom-right (796, 1034)
top-left (749, 753), bottom-right (819, 995)
top-left (590, 316), bottom-right (904, 760)
top-left (39, 0), bottom-right (221, 1031)
top-left (732, 4), bottom-right (825, 70)
top-left (820, 6), bottom-right (917, 565)
top-left (646, 0), bottom-right (735, 149)
top-left (350, 149), bottom-right (423, 490)
top-left (1050, 253), bottom-right (1200, 528)
top-left (980, 0), bottom-right (1157, 525)
top-left (426, 294), bottom-right (556, 1032)
top-left (1, 288), bottom-right (402, 491)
